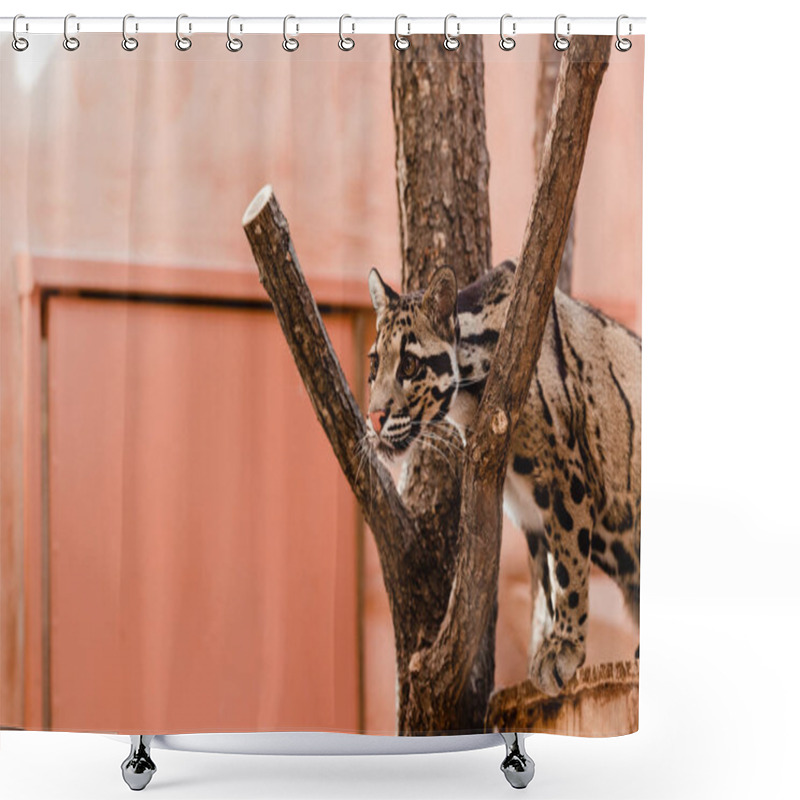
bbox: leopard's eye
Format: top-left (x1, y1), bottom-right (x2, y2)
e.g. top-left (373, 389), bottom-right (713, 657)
top-left (398, 353), bottom-right (420, 380)
top-left (368, 353), bottom-right (378, 382)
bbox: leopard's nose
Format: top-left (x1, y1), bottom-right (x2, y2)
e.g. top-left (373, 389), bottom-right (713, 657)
top-left (369, 409), bottom-right (388, 434)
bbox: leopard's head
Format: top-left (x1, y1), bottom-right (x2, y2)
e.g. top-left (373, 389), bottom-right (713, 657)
top-left (366, 267), bottom-right (460, 456)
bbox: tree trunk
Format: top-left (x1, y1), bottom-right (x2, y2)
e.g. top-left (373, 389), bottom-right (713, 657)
top-left (242, 33), bottom-right (612, 737)
top-left (391, 35), bottom-right (492, 291)
top-left (391, 33), bottom-right (495, 734)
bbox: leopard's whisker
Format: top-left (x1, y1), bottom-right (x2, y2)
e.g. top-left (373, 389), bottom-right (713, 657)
top-left (408, 423), bottom-right (463, 456)
top-left (454, 377), bottom-right (488, 388)
top-left (420, 431), bottom-right (461, 458)
top-left (408, 424), bottom-right (460, 453)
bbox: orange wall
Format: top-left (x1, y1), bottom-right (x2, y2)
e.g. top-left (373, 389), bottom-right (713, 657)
top-left (0, 34), bottom-right (642, 306)
top-left (1, 35), bottom-right (643, 732)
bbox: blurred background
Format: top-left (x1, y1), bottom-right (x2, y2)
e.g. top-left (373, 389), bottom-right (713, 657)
top-left (0, 33), bottom-right (642, 734)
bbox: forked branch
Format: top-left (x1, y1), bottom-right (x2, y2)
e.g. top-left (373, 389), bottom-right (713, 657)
top-left (242, 188), bottom-right (415, 599)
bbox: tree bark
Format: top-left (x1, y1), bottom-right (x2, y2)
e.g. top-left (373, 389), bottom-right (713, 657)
top-left (534, 47), bottom-right (575, 295)
top-left (391, 35), bottom-right (492, 290)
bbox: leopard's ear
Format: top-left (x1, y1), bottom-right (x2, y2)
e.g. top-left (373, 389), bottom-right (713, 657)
top-left (421, 266), bottom-right (458, 339)
top-left (368, 268), bottom-right (399, 325)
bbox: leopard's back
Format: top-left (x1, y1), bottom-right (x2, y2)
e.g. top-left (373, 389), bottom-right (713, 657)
top-left (511, 288), bottom-right (641, 589)
top-left (450, 266), bottom-right (641, 694)
top-left (522, 289), bottom-right (641, 522)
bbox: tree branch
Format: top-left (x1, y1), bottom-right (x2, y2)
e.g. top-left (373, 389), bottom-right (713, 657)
top-left (409, 35), bottom-right (613, 712)
top-left (535, 52), bottom-right (575, 295)
top-left (242, 186), bottom-right (416, 595)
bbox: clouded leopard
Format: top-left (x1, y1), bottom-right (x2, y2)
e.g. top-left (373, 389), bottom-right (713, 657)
top-left (366, 261), bottom-right (641, 696)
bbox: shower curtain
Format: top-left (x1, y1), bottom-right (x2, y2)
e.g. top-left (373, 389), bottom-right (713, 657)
top-left (0, 30), bottom-right (643, 739)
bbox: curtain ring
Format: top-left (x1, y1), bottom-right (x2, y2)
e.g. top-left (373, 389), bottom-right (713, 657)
top-left (227, 14), bottom-right (243, 52)
top-left (63, 13), bottom-right (80, 51)
top-left (443, 14), bottom-right (460, 51)
top-left (122, 14), bottom-right (138, 51)
top-left (499, 14), bottom-right (516, 51)
top-left (339, 14), bottom-right (355, 51)
top-left (12, 14), bottom-right (29, 52)
top-left (615, 14), bottom-right (632, 52)
top-left (283, 15), bottom-right (299, 52)
top-left (394, 15), bottom-right (410, 51)
top-left (553, 14), bottom-right (570, 51)
top-left (175, 14), bottom-right (192, 51)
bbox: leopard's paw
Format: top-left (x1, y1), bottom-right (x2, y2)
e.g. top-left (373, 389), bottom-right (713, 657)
top-left (529, 636), bottom-right (585, 697)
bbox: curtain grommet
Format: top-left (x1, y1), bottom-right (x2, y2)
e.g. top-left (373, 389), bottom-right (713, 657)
top-left (553, 14), bottom-right (570, 51)
top-left (338, 14), bottom-right (355, 51)
top-left (394, 15), bottom-right (410, 51)
top-left (12, 14), bottom-right (29, 51)
top-left (63, 13), bottom-right (80, 51)
top-left (615, 15), bottom-right (633, 51)
top-left (175, 14), bottom-right (192, 51)
top-left (121, 14), bottom-right (138, 51)
top-left (283, 15), bottom-right (299, 52)
top-left (226, 15), bottom-right (243, 52)
top-left (499, 14), bottom-right (516, 51)
top-left (443, 14), bottom-right (460, 51)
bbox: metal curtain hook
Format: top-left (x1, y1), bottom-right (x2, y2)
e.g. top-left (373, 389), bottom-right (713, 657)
top-left (616, 14), bottom-right (632, 51)
top-left (175, 14), bottom-right (192, 51)
top-left (394, 15), bottom-right (410, 50)
top-left (227, 14), bottom-right (243, 51)
top-left (339, 14), bottom-right (355, 51)
top-left (553, 14), bottom-right (570, 51)
top-left (63, 13), bottom-right (80, 51)
top-left (499, 14), bottom-right (516, 51)
top-left (122, 14), bottom-right (138, 51)
top-left (12, 14), bottom-right (29, 52)
top-left (443, 14), bottom-right (460, 51)
top-left (283, 15), bottom-right (299, 51)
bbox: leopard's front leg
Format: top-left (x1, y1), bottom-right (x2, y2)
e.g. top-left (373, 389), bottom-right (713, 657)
top-left (528, 480), bottom-right (594, 696)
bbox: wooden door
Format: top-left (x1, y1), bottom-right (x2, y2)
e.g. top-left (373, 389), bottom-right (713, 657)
top-left (45, 292), bottom-right (361, 733)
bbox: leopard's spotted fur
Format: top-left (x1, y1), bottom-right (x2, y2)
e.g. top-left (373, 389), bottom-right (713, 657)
top-left (366, 261), bottom-right (641, 696)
